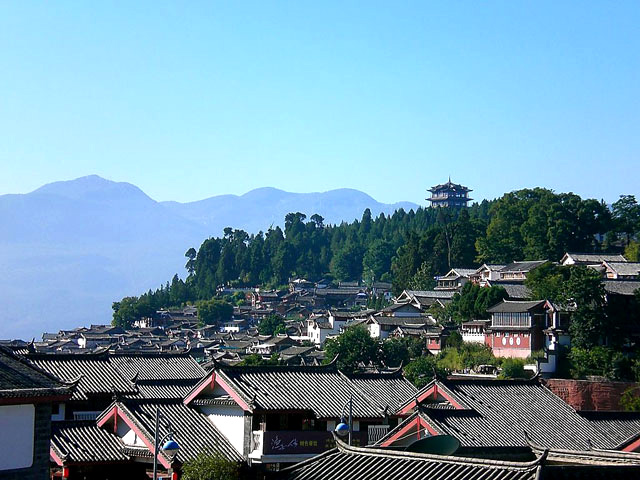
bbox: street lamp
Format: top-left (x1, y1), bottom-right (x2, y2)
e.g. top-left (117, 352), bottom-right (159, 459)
top-left (334, 393), bottom-right (353, 445)
top-left (152, 407), bottom-right (180, 480)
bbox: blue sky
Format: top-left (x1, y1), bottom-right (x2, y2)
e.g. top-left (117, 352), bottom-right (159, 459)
top-left (1, 1), bottom-right (638, 206)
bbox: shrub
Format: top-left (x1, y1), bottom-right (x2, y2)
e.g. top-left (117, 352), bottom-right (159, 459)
top-left (498, 358), bottom-right (529, 379)
top-left (182, 451), bottom-right (240, 480)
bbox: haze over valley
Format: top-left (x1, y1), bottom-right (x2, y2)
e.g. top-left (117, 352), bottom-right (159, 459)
top-left (0, 175), bottom-right (419, 340)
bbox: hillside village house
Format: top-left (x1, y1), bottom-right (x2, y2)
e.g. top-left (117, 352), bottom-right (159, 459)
top-left (602, 261), bottom-right (640, 279)
top-left (497, 260), bottom-right (548, 281)
top-left (307, 310), bottom-right (364, 346)
top-left (395, 289), bottom-right (455, 309)
top-left (560, 252), bottom-right (628, 266)
top-left (485, 300), bottom-right (547, 359)
top-left (469, 263), bottom-right (506, 286)
top-left (435, 268), bottom-right (475, 290)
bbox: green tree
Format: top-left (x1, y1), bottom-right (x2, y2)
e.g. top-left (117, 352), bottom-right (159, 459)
top-left (258, 314), bottom-right (286, 336)
top-left (239, 353), bottom-right (280, 366)
top-left (565, 266), bottom-right (609, 349)
top-left (404, 355), bottom-right (446, 388)
top-left (408, 261), bottom-right (435, 291)
top-left (525, 262), bottom-right (568, 302)
top-left (182, 451), bottom-right (240, 480)
top-left (330, 242), bottom-right (364, 281)
top-left (625, 241), bottom-right (640, 262)
top-left (362, 240), bottom-right (394, 286)
top-left (612, 195), bottom-right (640, 245)
top-left (381, 337), bottom-right (414, 367)
top-left (620, 387), bottom-right (640, 412)
top-left (568, 346), bottom-right (631, 380)
top-left (111, 296), bottom-right (154, 329)
top-left (499, 358), bottom-right (529, 379)
top-left (185, 247), bottom-right (197, 276)
top-left (324, 326), bottom-right (380, 373)
top-left (196, 298), bottom-right (233, 326)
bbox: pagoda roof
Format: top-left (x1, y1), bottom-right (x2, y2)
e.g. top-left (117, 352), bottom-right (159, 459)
top-left (428, 179), bottom-right (472, 193)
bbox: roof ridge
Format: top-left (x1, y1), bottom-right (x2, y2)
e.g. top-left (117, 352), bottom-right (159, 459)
top-left (336, 434), bottom-right (544, 469)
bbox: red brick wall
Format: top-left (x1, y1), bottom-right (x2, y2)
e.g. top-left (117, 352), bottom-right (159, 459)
top-left (545, 379), bottom-right (640, 411)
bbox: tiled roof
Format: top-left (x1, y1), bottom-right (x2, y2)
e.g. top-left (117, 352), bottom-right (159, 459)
top-left (109, 352), bottom-right (205, 381)
top-left (416, 378), bottom-right (617, 450)
top-left (27, 352), bottom-right (136, 401)
top-left (369, 316), bottom-right (433, 327)
top-left (564, 253), bottom-right (627, 264)
top-left (405, 290), bottom-right (456, 299)
top-left (211, 363), bottom-right (387, 419)
top-left (345, 370), bottom-right (418, 414)
top-left (580, 411), bottom-right (640, 448)
top-left (115, 400), bottom-right (242, 462)
top-left (603, 280), bottom-right (640, 296)
top-left (489, 282), bottom-right (532, 300)
top-left (51, 421), bottom-right (128, 464)
top-left (606, 262), bottom-right (640, 276)
top-left (500, 261), bottom-right (548, 273)
top-left (128, 382), bottom-right (197, 400)
top-left (280, 436), bottom-right (540, 480)
top-left (486, 300), bottom-right (545, 313)
top-left (0, 346), bottom-right (71, 400)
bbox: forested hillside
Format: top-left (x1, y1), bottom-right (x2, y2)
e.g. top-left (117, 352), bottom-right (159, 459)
top-left (113, 189), bottom-right (640, 323)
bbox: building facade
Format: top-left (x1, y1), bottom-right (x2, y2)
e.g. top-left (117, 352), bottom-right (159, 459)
top-left (427, 179), bottom-right (472, 208)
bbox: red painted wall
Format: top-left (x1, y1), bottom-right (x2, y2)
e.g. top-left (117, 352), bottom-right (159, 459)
top-left (545, 379), bottom-right (640, 411)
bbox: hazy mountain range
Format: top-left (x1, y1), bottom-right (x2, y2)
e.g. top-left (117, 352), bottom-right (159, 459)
top-left (0, 175), bottom-right (419, 340)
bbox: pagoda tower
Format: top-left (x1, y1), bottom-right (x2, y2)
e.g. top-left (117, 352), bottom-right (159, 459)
top-left (427, 178), bottom-right (473, 208)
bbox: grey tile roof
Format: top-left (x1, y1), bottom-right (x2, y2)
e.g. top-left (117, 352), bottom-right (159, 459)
top-left (606, 262), bottom-right (640, 276)
top-left (580, 411), bottom-right (640, 448)
top-left (405, 290), bottom-right (456, 299)
top-left (279, 436), bottom-right (540, 480)
top-left (109, 352), bottom-right (206, 381)
top-left (116, 400), bottom-right (242, 462)
top-left (603, 280), bottom-right (640, 296)
top-left (345, 370), bottom-right (418, 414)
top-left (0, 346), bottom-right (72, 400)
top-left (128, 382), bottom-right (197, 400)
top-left (369, 315), bottom-right (433, 327)
top-left (51, 421), bottom-right (128, 464)
top-left (564, 253), bottom-right (627, 264)
top-left (486, 300), bottom-right (545, 313)
top-left (27, 352), bottom-right (136, 401)
top-left (489, 282), bottom-right (532, 300)
top-left (499, 261), bottom-right (548, 273)
top-left (209, 363), bottom-right (387, 419)
top-left (416, 378), bottom-right (619, 450)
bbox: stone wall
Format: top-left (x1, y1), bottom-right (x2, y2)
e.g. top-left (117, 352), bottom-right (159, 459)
top-left (545, 379), bottom-right (640, 411)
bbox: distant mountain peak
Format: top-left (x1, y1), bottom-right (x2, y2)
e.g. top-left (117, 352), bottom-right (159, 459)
top-left (32, 174), bottom-right (153, 202)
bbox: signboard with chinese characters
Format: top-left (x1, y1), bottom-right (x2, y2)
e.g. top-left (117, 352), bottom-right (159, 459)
top-left (263, 430), bottom-right (368, 455)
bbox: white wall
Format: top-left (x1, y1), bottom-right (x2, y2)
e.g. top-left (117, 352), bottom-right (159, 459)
top-left (201, 405), bottom-right (245, 455)
top-left (118, 421), bottom-right (146, 446)
top-left (0, 404), bottom-right (34, 470)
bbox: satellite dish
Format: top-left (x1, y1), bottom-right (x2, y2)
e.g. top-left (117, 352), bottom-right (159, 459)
top-left (405, 435), bottom-right (460, 455)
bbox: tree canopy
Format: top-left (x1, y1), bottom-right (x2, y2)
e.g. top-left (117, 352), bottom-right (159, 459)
top-left (113, 187), bottom-right (629, 326)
